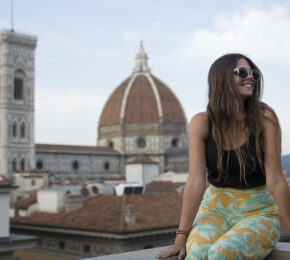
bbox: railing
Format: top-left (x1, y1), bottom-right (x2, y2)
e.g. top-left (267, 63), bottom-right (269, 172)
top-left (82, 242), bottom-right (290, 260)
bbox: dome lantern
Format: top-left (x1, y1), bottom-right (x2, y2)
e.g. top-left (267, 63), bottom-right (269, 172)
top-left (133, 40), bottom-right (151, 74)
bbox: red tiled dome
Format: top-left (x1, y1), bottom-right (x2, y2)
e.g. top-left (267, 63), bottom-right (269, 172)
top-left (99, 44), bottom-right (186, 127)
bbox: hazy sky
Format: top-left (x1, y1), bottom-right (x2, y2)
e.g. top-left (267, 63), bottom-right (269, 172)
top-left (1, 0), bottom-right (290, 154)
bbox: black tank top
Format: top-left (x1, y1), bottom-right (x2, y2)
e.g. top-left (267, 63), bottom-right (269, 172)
top-left (206, 119), bottom-right (266, 188)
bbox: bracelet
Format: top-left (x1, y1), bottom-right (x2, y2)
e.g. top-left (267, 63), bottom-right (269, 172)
top-left (176, 229), bottom-right (189, 238)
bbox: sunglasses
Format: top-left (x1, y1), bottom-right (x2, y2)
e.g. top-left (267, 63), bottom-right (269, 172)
top-left (233, 67), bottom-right (261, 82)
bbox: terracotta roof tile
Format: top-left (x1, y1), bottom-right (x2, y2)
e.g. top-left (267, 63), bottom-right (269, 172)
top-left (0, 175), bottom-right (13, 186)
top-left (127, 155), bottom-right (158, 164)
top-left (152, 75), bottom-right (186, 124)
top-left (98, 74), bottom-right (187, 127)
top-left (10, 193), bottom-right (290, 236)
top-left (124, 75), bottom-right (159, 123)
top-left (99, 77), bottom-right (130, 126)
top-left (0, 180), bottom-right (12, 185)
top-left (35, 144), bottom-right (117, 153)
top-left (17, 192), bottom-right (37, 209)
top-left (105, 176), bottom-right (126, 181)
top-left (11, 193), bottom-right (182, 233)
top-left (146, 181), bottom-right (185, 192)
top-left (16, 170), bottom-right (51, 175)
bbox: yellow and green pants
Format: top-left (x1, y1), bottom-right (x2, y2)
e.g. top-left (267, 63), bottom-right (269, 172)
top-left (186, 185), bottom-right (280, 260)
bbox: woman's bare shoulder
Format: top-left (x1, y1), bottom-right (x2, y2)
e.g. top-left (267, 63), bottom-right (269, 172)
top-left (261, 103), bottom-right (279, 126)
top-left (188, 112), bottom-right (209, 139)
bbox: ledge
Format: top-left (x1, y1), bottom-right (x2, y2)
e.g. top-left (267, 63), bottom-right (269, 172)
top-left (0, 233), bottom-right (38, 253)
top-left (82, 242), bottom-right (290, 260)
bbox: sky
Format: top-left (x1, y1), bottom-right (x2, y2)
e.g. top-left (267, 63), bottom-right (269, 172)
top-left (0, 0), bottom-right (290, 154)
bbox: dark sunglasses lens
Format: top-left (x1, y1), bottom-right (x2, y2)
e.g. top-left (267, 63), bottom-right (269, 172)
top-left (252, 69), bottom-right (260, 81)
top-left (238, 68), bottom-right (248, 78)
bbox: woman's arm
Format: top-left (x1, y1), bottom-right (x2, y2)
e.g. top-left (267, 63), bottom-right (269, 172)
top-left (263, 109), bottom-right (290, 230)
top-left (156, 112), bottom-right (208, 260)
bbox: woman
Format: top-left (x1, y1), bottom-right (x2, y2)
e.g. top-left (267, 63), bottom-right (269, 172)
top-left (156, 53), bottom-right (290, 260)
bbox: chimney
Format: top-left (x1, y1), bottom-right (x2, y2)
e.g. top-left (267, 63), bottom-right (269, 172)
top-left (65, 194), bottom-right (85, 213)
top-left (124, 204), bottom-right (136, 225)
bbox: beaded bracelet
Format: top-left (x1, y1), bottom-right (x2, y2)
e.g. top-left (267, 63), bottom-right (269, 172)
top-left (176, 229), bottom-right (189, 238)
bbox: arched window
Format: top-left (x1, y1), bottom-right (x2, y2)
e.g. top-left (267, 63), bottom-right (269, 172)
top-left (21, 158), bottom-right (25, 171)
top-left (137, 138), bottom-right (146, 148)
top-left (12, 122), bottom-right (17, 138)
top-left (21, 122), bottom-right (25, 138)
top-left (36, 160), bottom-right (44, 170)
top-left (12, 158), bottom-right (17, 172)
top-left (103, 161), bottom-right (110, 170)
top-left (14, 70), bottom-right (25, 100)
top-left (171, 137), bottom-right (179, 147)
top-left (72, 160), bottom-right (79, 170)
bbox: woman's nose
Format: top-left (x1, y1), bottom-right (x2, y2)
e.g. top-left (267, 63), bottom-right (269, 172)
top-left (247, 71), bottom-right (254, 80)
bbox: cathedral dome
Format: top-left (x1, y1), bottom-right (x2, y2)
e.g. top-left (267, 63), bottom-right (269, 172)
top-left (99, 42), bottom-right (186, 127)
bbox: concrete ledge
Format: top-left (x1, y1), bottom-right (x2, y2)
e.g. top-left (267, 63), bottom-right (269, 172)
top-left (266, 242), bottom-right (290, 259)
top-left (82, 246), bottom-right (170, 260)
top-left (82, 242), bottom-right (290, 260)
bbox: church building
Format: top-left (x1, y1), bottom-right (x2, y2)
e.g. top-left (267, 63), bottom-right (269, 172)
top-left (0, 29), bottom-right (189, 182)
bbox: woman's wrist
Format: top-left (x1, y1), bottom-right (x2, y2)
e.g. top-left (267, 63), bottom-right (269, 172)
top-left (176, 229), bottom-right (189, 238)
top-left (175, 233), bottom-right (188, 245)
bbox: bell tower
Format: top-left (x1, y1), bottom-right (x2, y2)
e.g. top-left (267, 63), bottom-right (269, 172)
top-left (0, 30), bottom-right (37, 178)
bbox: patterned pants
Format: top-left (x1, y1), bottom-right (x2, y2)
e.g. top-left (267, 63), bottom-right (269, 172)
top-left (185, 185), bottom-right (280, 260)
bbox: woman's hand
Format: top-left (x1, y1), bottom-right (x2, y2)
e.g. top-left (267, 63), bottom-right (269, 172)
top-left (155, 244), bottom-right (186, 260)
top-left (155, 240), bottom-right (186, 260)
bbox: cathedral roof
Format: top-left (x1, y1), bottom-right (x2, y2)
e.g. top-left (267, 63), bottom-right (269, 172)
top-left (35, 144), bottom-right (118, 153)
top-left (99, 43), bottom-right (186, 127)
top-left (127, 155), bottom-right (158, 164)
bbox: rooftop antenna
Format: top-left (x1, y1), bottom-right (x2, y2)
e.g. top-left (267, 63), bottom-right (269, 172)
top-left (10, 0), bottom-right (14, 32)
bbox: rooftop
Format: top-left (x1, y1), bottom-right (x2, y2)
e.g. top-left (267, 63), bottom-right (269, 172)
top-left (11, 193), bottom-right (182, 233)
top-left (17, 192), bottom-right (37, 209)
top-left (146, 181), bottom-right (185, 192)
top-left (127, 155), bottom-right (158, 164)
top-left (35, 143), bottom-right (118, 153)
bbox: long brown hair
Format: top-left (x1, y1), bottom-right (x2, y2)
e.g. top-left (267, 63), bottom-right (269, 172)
top-left (207, 53), bottom-right (278, 184)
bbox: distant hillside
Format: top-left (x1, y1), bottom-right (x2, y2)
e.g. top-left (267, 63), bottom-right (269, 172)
top-left (282, 154), bottom-right (290, 178)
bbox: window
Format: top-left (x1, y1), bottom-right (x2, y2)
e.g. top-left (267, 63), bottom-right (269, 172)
top-left (36, 160), bottom-right (43, 170)
top-left (12, 159), bottom-right (17, 172)
top-left (171, 137), bottom-right (179, 147)
top-left (21, 122), bottom-right (25, 138)
top-left (72, 160), bottom-right (79, 170)
top-left (59, 241), bottom-right (65, 249)
top-left (12, 122), bottom-right (17, 138)
top-left (21, 158), bottom-right (25, 171)
top-left (108, 140), bottom-right (114, 148)
top-left (103, 161), bottom-right (110, 170)
top-left (83, 244), bottom-right (90, 253)
top-left (31, 179), bottom-right (36, 186)
top-left (14, 70), bottom-right (25, 100)
top-left (14, 78), bottom-right (24, 100)
top-left (137, 138), bottom-right (146, 148)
